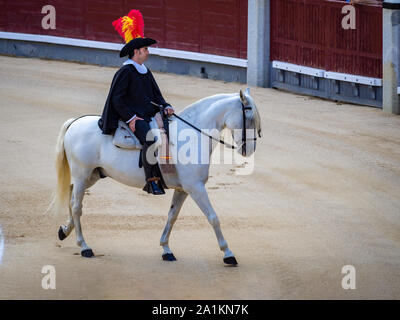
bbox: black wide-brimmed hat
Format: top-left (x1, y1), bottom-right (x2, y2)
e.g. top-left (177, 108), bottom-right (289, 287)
top-left (112, 9), bottom-right (156, 58)
top-left (119, 37), bottom-right (157, 57)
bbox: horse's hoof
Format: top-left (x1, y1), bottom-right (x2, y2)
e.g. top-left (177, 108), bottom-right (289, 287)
top-left (223, 256), bottom-right (238, 265)
top-left (58, 226), bottom-right (67, 241)
top-left (81, 249), bottom-right (94, 258)
top-left (162, 253), bottom-right (177, 261)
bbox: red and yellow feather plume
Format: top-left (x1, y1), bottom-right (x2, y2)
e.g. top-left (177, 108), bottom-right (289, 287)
top-left (112, 9), bottom-right (144, 43)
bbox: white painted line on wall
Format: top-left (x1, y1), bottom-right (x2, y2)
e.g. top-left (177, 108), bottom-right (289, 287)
top-left (324, 71), bottom-right (382, 86)
top-left (0, 227), bottom-right (4, 264)
top-left (0, 31), bottom-right (122, 50)
top-left (0, 31), bottom-right (247, 67)
top-left (272, 61), bottom-right (325, 77)
top-left (149, 47), bottom-right (247, 67)
top-left (272, 60), bottom-right (382, 86)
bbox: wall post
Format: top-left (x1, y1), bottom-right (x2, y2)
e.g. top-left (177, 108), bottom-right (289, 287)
top-left (382, 0), bottom-right (400, 114)
top-left (247, 0), bottom-right (270, 87)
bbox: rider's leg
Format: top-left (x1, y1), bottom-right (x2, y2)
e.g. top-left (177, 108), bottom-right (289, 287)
top-left (134, 120), bottom-right (165, 194)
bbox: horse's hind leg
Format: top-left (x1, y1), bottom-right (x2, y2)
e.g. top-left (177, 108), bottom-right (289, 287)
top-left (58, 170), bottom-right (100, 242)
top-left (160, 189), bottom-right (188, 261)
top-left (58, 185), bottom-right (74, 240)
top-left (70, 179), bottom-right (94, 257)
top-left (58, 207), bottom-right (74, 240)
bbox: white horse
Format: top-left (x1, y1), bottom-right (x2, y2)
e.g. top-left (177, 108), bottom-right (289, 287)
top-left (54, 88), bottom-right (262, 265)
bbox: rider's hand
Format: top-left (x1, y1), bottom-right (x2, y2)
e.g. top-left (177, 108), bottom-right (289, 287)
top-left (164, 106), bottom-right (174, 116)
top-left (128, 116), bottom-right (143, 133)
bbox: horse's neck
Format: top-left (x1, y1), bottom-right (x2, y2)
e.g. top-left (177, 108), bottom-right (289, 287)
top-left (179, 94), bottom-right (237, 132)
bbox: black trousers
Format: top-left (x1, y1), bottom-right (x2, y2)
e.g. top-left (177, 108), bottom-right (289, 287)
top-left (133, 119), bottom-right (163, 183)
top-left (133, 119), bottom-right (168, 193)
top-left (133, 119), bottom-right (155, 146)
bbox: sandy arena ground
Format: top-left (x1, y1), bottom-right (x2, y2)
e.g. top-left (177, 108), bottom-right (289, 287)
top-left (0, 55), bottom-right (399, 299)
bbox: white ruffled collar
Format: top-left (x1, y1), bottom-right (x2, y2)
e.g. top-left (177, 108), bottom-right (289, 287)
top-left (123, 59), bottom-right (148, 74)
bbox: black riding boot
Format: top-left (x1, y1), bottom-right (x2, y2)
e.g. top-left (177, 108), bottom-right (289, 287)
top-left (141, 143), bottom-right (165, 195)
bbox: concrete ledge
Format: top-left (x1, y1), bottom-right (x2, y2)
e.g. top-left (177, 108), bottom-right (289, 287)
top-left (0, 33), bottom-right (247, 83)
top-left (0, 39), bottom-right (247, 83)
top-left (271, 64), bottom-right (382, 108)
top-left (273, 61), bottom-right (324, 77)
top-left (0, 31), bottom-right (122, 51)
top-left (273, 60), bottom-right (382, 87)
top-left (324, 71), bottom-right (382, 87)
top-left (0, 32), bottom-right (247, 67)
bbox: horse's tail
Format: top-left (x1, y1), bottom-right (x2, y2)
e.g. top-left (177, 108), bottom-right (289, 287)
top-left (54, 118), bottom-right (75, 216)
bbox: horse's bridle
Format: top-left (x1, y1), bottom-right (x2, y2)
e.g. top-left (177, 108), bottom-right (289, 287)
top-left (151, 101), bottom-right (258, 155)
top-left (240, 102), bottom-right (257, 157)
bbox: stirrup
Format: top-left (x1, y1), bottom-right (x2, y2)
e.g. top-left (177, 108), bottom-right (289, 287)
top-left (143, 178), bottom-right (165, 195)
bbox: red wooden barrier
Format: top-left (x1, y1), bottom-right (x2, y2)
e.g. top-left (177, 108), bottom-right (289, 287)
top-left (0, 0), bottom-right (247, 59)
top-left (271, 0), bottom-right (382, 78)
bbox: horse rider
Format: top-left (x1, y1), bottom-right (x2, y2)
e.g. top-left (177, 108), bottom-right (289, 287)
top-left (98, 9), bottom-right (174, 195)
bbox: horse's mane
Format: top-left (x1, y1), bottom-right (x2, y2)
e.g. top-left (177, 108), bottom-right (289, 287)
top-left (178, 93), bottom-right (235, 117)
top-left (246, 94), bottom-right (262, 138)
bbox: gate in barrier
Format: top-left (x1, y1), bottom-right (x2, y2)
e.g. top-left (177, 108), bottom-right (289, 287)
top-left (270, 0), bottom-right (383, 107)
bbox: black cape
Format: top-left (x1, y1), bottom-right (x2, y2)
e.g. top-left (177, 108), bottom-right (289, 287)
top-left (98, 64), bottom-right (169, 134)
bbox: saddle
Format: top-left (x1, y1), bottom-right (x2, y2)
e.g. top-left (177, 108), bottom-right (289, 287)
top-left (113, 112), bottom-right (175, 173)
top-left (113, 116), bottom-right (160, 150)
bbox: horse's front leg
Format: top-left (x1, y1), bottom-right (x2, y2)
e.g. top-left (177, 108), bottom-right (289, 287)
top-left (160, 189), bottom-right (188, 261)
top-left (186, 183), bottom-right (237, 265)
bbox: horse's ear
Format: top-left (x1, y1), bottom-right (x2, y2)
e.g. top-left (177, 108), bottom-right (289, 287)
top-left (245, 87), bottom-right (250, 95)
top-left (239, 89), bottom-right (248, 105)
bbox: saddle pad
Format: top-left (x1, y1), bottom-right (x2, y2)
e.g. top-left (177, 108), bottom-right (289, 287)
top-left (113, 117), bottom-right (162, 150)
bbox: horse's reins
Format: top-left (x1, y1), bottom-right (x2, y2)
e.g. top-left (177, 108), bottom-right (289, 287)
top-left (65, 101), bottom-right (257, 156)
top-left (151, 101), bottom-right (257, 156)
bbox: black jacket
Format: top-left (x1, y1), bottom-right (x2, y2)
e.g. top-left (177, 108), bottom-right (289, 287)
top-left (98, 64), bottom-right (168, 134)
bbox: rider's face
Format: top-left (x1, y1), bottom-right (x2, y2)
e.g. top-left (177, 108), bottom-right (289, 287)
top-left (134, 47), bottom-right (149, 64)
